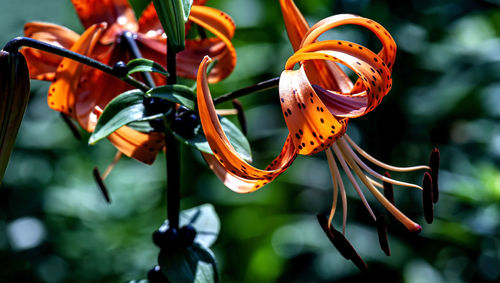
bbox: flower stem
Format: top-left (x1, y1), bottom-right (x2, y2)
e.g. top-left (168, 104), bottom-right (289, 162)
top-left (213, 77), bottom-right (280, 105)
top-left (165, 131), bottom-right (180, 229)
top-left (167, 41), bottom-right (177, 85)
top-left (120, 31), bottom-right (156, 88)
top-left (165, 39), bottom-right (180, 228)
top-left (3, 37), bottom-right (150, 92)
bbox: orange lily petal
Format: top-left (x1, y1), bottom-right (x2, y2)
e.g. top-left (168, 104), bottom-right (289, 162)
top-left (279, 0), bottom-right (309, 52)
top-left (47, 23), bottom-right (106, 117)
top-left (137, 5), bottom-right (236, 83)
top-left (187, 6), bottom-right (236, 83)
top-left (197, 56), bottom-right (297, 193)
top-left (72, 0), bottom-right (138, 44)
top-left (279, 66), bottom-right (347, 155)
top-left (75, 43), bottom-right (132, 131)
top-left (203, 153), bottom-right (261, 193)
top-left (291, 34), bottom-right (394, 116)
top-left (107, 126), bottom-right (164, 165)
top-left (279, 0), bottom-right (351, 93)
top-left (137, 2), bottom-right (163, 34)
top-left (21, 22), bottom-right (79, 81)
top-left (193, 0), bottom-right (209, 6)
top-left (301, 14), bottom-right (396, 71)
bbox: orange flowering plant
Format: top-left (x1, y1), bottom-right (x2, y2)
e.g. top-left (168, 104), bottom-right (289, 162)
top-left (196, 0), bottom-right (440, 270)
top-left (0, 0), bottom-right (244, 281)
top-left (0, 0), bottom-right (441, 280)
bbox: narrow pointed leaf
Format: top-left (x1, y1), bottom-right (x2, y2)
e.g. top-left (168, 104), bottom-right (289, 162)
top-left (194, 261), bottom-right (215, 283)
top-left (90, 89), bottom-right (165, 144)
top-left (126, 58), bottom-right (168, 76)
top-left (173, 117), bottom-right (252, 163)
top-left (146, 84), bottom-right (195, 110)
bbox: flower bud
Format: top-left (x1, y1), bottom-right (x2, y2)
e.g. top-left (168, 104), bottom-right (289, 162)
top-left (152, 0), bottom-right (193, 52)
top-left (0, 50), bottom-right (30, 183)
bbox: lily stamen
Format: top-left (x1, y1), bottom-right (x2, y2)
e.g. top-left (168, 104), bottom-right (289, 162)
top-left (102, 151), bottom-right (123, 180)
top-left (92, 167), bottom-right (111, 203)
top-left (338, 137), bottom-right (425, 190)
top-left (423, 172), bottom-right (434, 224)
top-left (383, 172), bottom-right (395, 205)
top-left (367, 176), bottom-right (384, 189)
top-left (344, 135), bottom-right (430, 172)
top-left (335, 140), bottom-right (422, 232)
top-left (376, 216), bottom-right (391, 256)
top-left (331, 144), bottom-right (377, 221)
top-left (429, 148), bottom-right (440, 203)
top-left (215, 109), bottom-right (239, 116)
top-left (326, 148), bottom-right (348, 234)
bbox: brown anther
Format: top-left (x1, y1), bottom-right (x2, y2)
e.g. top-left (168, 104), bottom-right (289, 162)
top-left (429, 148), bottom-right (440, 203)
top-left (60, 113), bottom-right (82, 140)
top-left (423, 172), bottom-right (433, 224)
top-left (376, 215), bottom-right (390, 256)
top-left (317, 214), bottom-right (368, 271)
top-left (93, 167), bottom-right (111, 203)
top-left (231, 99), bottom-right (247, 135)
top-left (383, 172), bottom-right (395, 206)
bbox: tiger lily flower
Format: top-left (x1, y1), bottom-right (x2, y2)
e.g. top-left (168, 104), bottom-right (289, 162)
top-left (21, 0), bottom-right (236, 164)
top-left (197, 0), bottom-right (439, 251)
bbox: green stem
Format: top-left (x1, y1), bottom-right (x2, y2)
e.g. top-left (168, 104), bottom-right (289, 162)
top-left (165, 40), bottom-right (180, 228)
top-left (3, 37), bottom-right (150, 92)
top-left (165, 131), bottom-right (180, 229)
top-left (213, 77), bottom-right (280, 105)
top-left (167, 41), bottom-right (177, 85)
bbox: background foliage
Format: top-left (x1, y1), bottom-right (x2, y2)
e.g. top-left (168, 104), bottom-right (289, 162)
top-left (1, 0), bottom-right (500, 282)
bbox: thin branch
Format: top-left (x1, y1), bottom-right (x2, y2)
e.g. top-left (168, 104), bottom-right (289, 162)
top-left (213, 77), bottom-right (280, 105)
top-left (3, 37), bottom-right (149, 92)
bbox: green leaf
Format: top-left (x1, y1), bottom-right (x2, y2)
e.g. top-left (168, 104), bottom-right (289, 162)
top-left (174, 117), bottom-right (252, 163)
top-left (181, 0), bottom-right (194, 22)
top-left (152, 0), bottom-right (193, 52)
top-left (127, 120), bottom-right (155, 133)
top-left (89, 90), bottom-right (165, 144)
top-left (194, 261), bottom-right (215, 283)
top-left (159, 244), bottom-right (218, 283)
top-left (126, 58), bottom-right (168, 76)
top-left (146, 84), bottom-right (196, 110)
top-left (161, 204), bottom-right (220, 248)
top-left (219, 117), bottom-right (252, 162)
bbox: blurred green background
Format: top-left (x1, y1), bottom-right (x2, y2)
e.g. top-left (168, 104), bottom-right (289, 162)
top-left (2, 0), bottom-right (500, 282)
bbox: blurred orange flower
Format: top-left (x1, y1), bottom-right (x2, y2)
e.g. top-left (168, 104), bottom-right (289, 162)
top-left (22, 0), bottom-right (236, 164)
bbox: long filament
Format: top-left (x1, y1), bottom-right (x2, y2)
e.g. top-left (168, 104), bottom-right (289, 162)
top-left (102, 151), bottom-right (123, 180)
top-left (331, 149), bottom-right (348, 235)
top-left (337, 143), bottom-right (422, 232)
top-left (367, 176), bottom-right (383, 189)
top-left (215, 109), bottom-right (239, 116)
top-left (326, 149), bottom-right (339, 228)
top-left (332, 144), bottom-right (376, 221)
top-left (344, 135), bottom-right (430, 172)
top-left (339, 138), bottom-right (423, 190)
